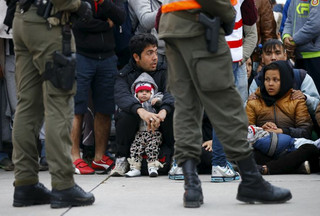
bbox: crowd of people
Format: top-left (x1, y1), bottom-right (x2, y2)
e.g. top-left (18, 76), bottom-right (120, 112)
top-left (0, 0), bottom-right (319, 209)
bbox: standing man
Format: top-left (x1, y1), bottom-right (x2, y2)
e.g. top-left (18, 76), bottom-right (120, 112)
top-left (283, 0), bottom-right (320, 93)
top-left (158, 0), bottom-right (292, 208)
top-left (12, 0), bottom-right (94, 208)
top-left (71, 0), bottom-right (125, 175)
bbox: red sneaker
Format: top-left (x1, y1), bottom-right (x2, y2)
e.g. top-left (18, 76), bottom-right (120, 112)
top-left (91, 155), bottom-right (114, 170)
top-left (73, 159), bottom-right (95, 175)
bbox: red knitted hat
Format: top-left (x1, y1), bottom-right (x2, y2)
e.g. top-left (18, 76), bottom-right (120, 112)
top-left (135, 83), bottom-right (153, 93)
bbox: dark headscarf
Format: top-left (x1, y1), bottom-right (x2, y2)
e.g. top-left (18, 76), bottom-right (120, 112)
top-left (260, 61), bottom-right (294, 106)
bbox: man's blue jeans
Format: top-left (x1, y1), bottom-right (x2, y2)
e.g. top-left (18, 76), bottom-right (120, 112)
top-left (211, 129), bottom-right (227, 167)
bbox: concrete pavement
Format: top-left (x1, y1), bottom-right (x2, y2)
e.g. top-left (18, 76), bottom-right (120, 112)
top-left (1, 169), bottom-right (320, 216)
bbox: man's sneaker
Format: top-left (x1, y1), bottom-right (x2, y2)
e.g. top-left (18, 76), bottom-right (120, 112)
top-left (91, 155), bottom-right (114, 171)
top-left (295, 161), bottom-right (311, 174)
top-left (51, 184), bottom-right (95, 208)
top-left (211, 162), bottom-right (240, 182)
top-left (168, 160), bottom-right (184, 180)
top-left (0, 157), bottom-right (14, 171)
top-left (73, 159), bottom-right (95, 175)
top-left (148, 167), bottom-right (158, 177)
top-left (110, 157), bottom-right (129, 176)
top-left (125, 168), bottom-right (141, 177)
top-left (13, 182), bottom-right (51, 207)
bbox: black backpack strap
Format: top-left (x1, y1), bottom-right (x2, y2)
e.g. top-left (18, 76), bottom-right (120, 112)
top-left (292, 68), bottom-right (306, 90)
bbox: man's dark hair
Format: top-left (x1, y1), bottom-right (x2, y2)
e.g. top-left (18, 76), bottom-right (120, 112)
top-left (129, 33), bottom-right (158, 58)
top-left (262, 39), bottom-right (285, 54)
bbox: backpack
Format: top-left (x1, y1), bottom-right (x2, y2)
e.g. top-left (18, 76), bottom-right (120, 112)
top-left (113, 0), bottom-right (137, 69)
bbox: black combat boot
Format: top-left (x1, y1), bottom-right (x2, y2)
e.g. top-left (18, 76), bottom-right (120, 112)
top-left (51, 184), bottom-right (95, 208)
top-left (236, 154), bottom-right (292, 203)
top-left (13, 182), bottom-right (51, 207)
top-left (182, 160), bottom-right (203, 208)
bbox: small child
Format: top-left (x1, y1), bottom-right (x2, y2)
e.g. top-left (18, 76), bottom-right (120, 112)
top-left (248, 125), bottom-right (320, 158)
top-left (125, 73), bottom-right (163, 177)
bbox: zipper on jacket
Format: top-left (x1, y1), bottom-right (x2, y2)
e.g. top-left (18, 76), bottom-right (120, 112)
top-left (273, 103), bottom-right (278, 125)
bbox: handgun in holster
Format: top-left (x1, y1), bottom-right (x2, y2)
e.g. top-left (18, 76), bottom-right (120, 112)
top-left (198, 12), bottom-right (220, 53)
top-left (44, 52), bottom-right (76, 91)
top-left (43, 24), bottom-right (76, 91)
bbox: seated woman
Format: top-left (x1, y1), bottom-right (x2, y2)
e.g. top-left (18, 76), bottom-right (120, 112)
top-left (246, 61), bottom-right (320, 174)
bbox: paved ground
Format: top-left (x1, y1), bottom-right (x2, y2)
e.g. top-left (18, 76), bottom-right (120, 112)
top-left (1, 170), bottom-right (320, 216)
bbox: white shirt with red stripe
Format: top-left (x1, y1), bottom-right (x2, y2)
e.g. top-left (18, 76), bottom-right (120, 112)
top-left (225, 0), bottom-right (244, 63)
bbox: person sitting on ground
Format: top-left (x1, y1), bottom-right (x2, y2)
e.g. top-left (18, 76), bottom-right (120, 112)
top-left (125, 72), bottom-right (163, 177)
top-left (249, 39), bottom-right (320, 118)
top-left (248, 124), bottom-right (320, 160)
top-left (111, 33), bottom-right (174, 176)
top-left (246, 60), bottom-right (320, 174)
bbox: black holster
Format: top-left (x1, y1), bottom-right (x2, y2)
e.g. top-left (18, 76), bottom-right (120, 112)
top-left (43, 23), bottom-right (75, 91)
top-left (44, 52), bottom-right (76, 91)
top-left (198, 12), bottom-right (220, 53)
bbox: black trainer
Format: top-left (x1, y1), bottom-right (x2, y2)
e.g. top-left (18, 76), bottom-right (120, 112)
top-left (13, 182), bottom-right (51, 207)
top-left (51, 184), bottom-right (95, 208)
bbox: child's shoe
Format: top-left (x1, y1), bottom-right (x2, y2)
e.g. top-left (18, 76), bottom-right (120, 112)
top-left (125, 168), bottom-right (141, 177)
top-left (147, 160), bottom-right (163, 177)
top-left (126, 158), bottom-right (141, 177)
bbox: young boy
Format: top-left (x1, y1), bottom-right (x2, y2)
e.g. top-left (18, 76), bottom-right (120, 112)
top-left (125, 72), bottom-right (164, 177)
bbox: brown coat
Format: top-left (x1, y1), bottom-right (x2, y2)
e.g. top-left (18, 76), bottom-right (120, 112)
top-left (254, 0), bottom-right (277, 45)
top-left (252, 0), bottom-right (277, 62)
top-left (316, 103), bottom-right (320, 127)
top-left (246, 88), bottom-right (313, 138)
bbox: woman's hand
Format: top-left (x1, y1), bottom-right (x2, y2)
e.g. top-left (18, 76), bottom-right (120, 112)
top-left (262, 122), bottom-right (278, 130)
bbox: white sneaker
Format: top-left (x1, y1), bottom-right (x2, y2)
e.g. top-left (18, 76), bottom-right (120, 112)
top-left (211, 162), bottom-right (240, 182)
top-left (125, 168), bottom-right (141, 177)
top-left (168, 160), bottom-right (184, 180)
top-left (111, 157), bottom-right (129, 176)
top-left (148, 167), bottom-right (158, 177)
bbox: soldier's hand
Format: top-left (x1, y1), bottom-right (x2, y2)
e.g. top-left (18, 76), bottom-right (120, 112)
top-left (75, 1), bottom-right (93, 22)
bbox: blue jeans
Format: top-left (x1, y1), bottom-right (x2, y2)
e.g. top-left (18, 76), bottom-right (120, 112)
top-left (211, 129), bottom-right (227, 167)
top-left (0, 152), bottom-right (9, 161)
top-left (211, 63), bottom-right (248, 167)
top-left (232, 62), bottom-right (248, 103)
